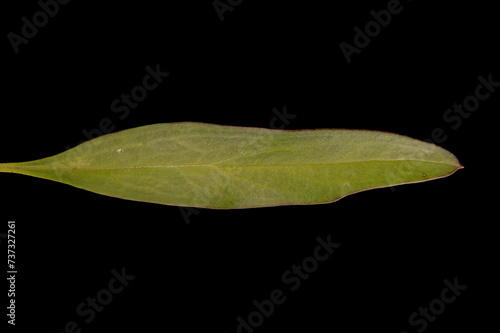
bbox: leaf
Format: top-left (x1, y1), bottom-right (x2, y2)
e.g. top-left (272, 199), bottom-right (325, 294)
top-left (0, 122), bottom-right (462, 209)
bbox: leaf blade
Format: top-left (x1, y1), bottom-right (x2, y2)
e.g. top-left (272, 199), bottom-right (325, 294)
top-left (0, 122), bottom-right (462, 208)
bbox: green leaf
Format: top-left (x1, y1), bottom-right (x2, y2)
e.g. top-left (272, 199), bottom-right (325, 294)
top-left (0, 122), bottom-right (462, 209)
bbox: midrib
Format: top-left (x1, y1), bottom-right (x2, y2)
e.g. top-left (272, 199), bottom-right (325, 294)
top-left (1, 159), bottom-right (457, 172)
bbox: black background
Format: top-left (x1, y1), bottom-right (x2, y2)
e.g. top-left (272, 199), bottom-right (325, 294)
top-left (1, 0), bottom-right (497, 332)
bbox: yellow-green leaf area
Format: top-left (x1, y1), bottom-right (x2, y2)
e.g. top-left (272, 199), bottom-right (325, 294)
top-left (0, 122), bottom-right (462, 209)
